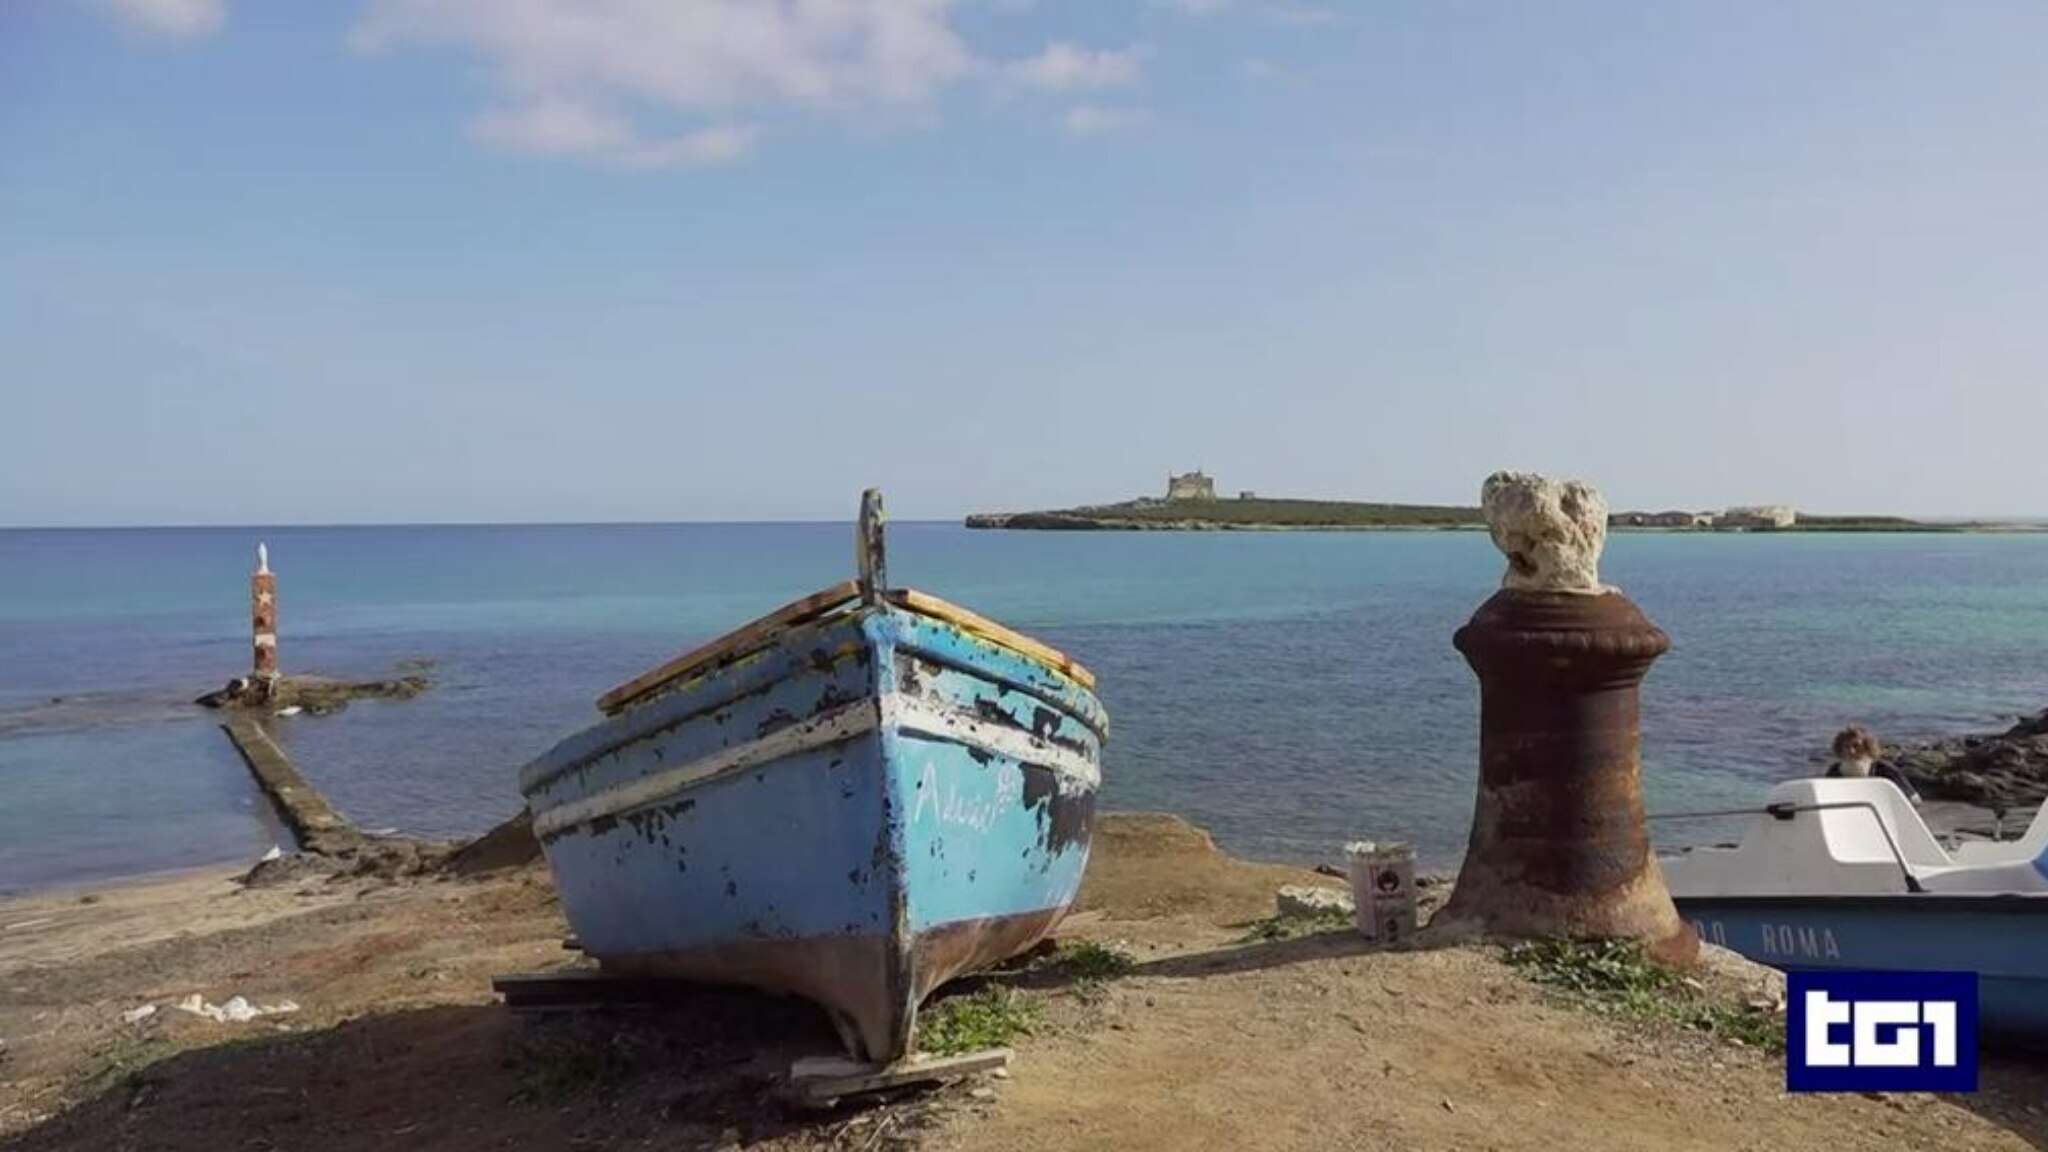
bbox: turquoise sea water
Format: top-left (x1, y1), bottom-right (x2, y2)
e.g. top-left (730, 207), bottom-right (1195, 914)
top-left (3, 524), bottom-right (2046, 894)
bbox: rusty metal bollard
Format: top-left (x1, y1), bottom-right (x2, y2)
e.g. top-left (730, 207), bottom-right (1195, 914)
top-left (252, 542), bottom-right (279, 690)
top-left (1433, 473), bottom-right (1696, 965)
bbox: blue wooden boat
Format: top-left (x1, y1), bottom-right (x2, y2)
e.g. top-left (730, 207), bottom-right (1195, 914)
top-left (1662, 778), bottom-right (2048, 1046)
top-left (519, 492), bottom-right (1106, 1061)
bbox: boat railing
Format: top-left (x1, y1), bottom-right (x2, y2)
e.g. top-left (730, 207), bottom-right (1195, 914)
top-left (1649, 800), bottom-right (1928, 894)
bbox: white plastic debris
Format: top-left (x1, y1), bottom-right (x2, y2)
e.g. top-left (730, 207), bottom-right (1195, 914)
top-left (259, 846), bottom-right (284, 863)
top-left (173, 993), bottom-right (299, 1024)
top-left (274, 706), bottom-right (303, 717)
top-left (120, 1004), bottom-right (157, 1025)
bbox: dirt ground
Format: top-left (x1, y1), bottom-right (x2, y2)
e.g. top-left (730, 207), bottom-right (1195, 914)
top-left (3, 813), bottom-right (2045, 1152)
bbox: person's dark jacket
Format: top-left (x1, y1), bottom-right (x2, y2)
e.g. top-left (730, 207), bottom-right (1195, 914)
top-left (1825, 760), bottom-right (1921, 804)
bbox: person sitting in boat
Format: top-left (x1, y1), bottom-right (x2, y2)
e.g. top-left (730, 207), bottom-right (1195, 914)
top-left (1824, 725), bottom-right (1921, 803)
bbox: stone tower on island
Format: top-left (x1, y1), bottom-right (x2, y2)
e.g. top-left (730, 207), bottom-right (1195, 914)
top-left (1165, 470), bottom-right (1217, 502)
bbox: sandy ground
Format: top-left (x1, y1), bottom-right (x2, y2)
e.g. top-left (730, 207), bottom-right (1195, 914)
top-left (2, 813), bottom-right (2045, 1152)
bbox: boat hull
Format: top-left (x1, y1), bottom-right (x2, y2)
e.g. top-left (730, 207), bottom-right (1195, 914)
top-left (521, 602), bottom-right (1105, 1060)
top-left (1675, 894), bottom-right (2048, 1047)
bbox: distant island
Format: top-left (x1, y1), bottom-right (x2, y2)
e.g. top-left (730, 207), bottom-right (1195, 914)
top-left (965, 470), bottom-right (2008, 533)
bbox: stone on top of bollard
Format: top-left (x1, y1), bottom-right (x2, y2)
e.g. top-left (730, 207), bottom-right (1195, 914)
top-left (1480, 471), bottom-right (1608, 594)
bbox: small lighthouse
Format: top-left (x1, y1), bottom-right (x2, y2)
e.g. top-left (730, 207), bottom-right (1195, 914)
top-left (252, 542), bottom-right (279, 691)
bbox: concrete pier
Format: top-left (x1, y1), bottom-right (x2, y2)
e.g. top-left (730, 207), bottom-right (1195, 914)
top-left (222, 717), bottom-right (362, 855)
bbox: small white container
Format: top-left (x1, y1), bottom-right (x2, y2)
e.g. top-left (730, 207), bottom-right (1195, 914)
top-left (1345, 840), bottom-right (1417, 943)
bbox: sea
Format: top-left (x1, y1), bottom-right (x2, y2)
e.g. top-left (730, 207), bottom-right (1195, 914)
top-left (3, 524), bottom-right (2046, 895)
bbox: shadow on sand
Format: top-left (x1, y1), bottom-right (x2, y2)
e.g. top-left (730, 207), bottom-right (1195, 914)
top-left (0, 988), bottom-right (961, 1152)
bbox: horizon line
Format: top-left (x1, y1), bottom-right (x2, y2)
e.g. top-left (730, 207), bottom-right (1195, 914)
top-left (6, 509), bottom-right (2048, 532)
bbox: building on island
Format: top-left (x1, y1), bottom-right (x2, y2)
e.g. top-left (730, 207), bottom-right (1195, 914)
top-left (1611, 510), bottom-right (1710, 529)
top-left (1714, 505), bottom-right (1797, 530)
top-left (1166, 470), bottom-right (1217, 502)
top-left (1238, 490), bottom-right (1257, 501)
top-left (1609, 506), bottom-right (1799, 530)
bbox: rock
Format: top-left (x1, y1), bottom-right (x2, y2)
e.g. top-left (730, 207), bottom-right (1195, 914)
top-left (442, 809), bottom-right (541, 876)
top-left (1276, 885), bottom-right (1354, 919)
top-left (2008, 709), bottom-right (2048, 740)
top-left (1480, 471), bottom-right (1609, 593)
top-left (120, 1004), bottom-right (157, 1025)
top-left (1886, 713), bottom-right (2048, 809)
top-left (196, 670), bottom-right (432, 716)
top-left (1694, 943), bottom-right (1786, 1005)
top-left (194, 676), bottom-right (254, 708)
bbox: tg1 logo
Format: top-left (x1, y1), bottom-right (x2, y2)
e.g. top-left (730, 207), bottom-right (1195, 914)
top-left (1786, 971), bottom-right (1978, 1092)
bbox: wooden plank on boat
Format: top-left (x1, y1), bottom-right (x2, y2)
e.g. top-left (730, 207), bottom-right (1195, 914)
top-left (787, 1048), bottom-right (1011, 1106)
top-left (886, 589), bottom-right (1096, 691)
top-left (597, 580), bottom-right (862, 715)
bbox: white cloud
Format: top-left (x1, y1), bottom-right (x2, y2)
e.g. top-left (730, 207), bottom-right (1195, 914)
top-left (99, 0), bottom-right (225, 40)
top-left (1153, 0), bottom-right (1230, 13)
top-left (1242, 57), bottom-right (1282, 83)
top-left (471, 97), bottom-right (756, 169)
top-left (353, 0), bottom-right (977, 108)
top-left (1004, 42), bottom-right (1146, 93)
top-left (1065, 104), bottom-right (1152, 137)
top-left (355, 0), bottom-right (976, 166)
top-left (353, 1), bottom-right (1147, 168)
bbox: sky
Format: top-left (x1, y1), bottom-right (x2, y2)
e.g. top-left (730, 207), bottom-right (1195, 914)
top-left (3, 1), bottom-right (2047, 525)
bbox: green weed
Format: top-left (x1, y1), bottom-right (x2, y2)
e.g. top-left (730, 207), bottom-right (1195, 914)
top-left (1503, 937), bottom-right (1783, 1053)
top-left (917, 986), bottom-right (1040, 1056)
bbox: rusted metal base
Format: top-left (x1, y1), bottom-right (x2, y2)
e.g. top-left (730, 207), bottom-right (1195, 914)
top-left (1436, 589), bottom-right (1697, 965)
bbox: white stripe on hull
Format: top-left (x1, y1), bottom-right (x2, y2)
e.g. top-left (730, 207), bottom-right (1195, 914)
top-left (530, 692), bottom-right (1100, 840)
top-left (882, 694), bottom-right (1100, 790)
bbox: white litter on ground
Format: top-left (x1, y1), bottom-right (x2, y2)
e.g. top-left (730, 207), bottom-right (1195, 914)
top-left (259, 846), bottom-right (284, 862)
top-left (120, 1004), bottom-right (158, 1025)
top-left (173, 994), bottom-right (300, 1024)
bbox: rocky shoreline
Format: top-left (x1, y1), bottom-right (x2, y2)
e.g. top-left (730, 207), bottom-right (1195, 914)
top-left (1892, 706), bottom-right (2048, 810)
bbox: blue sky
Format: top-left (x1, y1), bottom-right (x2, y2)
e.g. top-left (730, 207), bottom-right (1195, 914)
top-left (4, 1), bottom-right (2047, 525)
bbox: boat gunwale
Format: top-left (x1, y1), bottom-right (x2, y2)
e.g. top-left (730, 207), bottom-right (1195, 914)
top-left (876, 611), bottom-right (1109, 740)
top-left (519, 602), bottom-right (1105, 799)
top-left (527, 692), bottom-right (1103, 839)
top-left (597, 582), bottom-right (1094, 717)
top-left (517, 610), bottom-right (874, 796)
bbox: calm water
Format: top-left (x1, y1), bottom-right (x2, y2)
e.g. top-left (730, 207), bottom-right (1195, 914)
top-left (4, 524), bottom-right (2046, 894)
